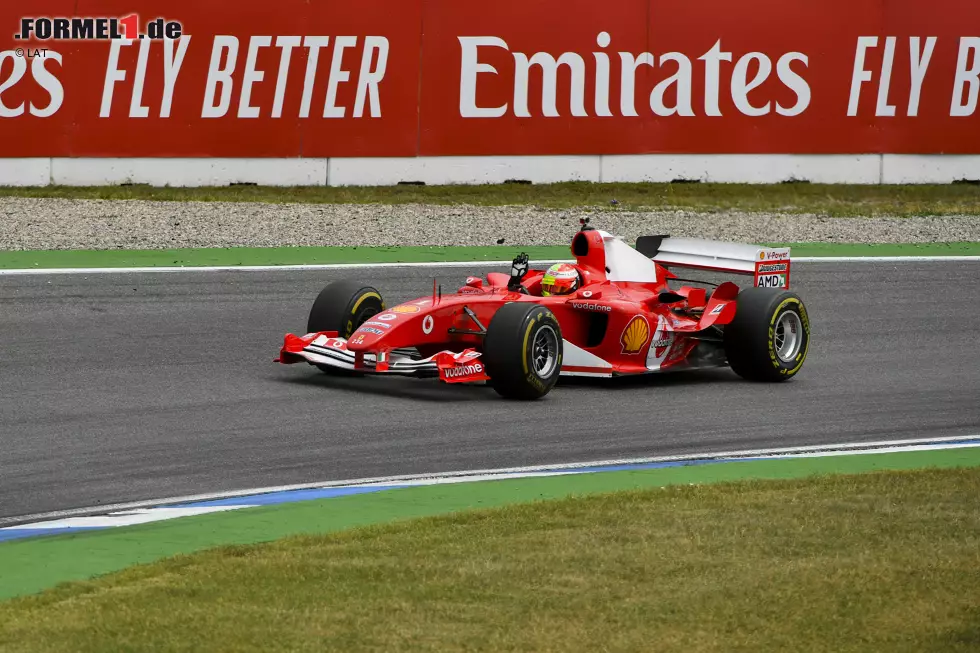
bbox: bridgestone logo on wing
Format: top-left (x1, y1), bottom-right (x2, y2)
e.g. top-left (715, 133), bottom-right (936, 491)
top-left (445, 363), bottom-right (483, 378)
top-left (758, 263), bottom-right (788, 273)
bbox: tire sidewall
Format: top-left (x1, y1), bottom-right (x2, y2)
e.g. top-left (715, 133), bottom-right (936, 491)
top-left (766, 295), bottom-right (810, 378)
top-left (484, 303), bottom-right (563, 399)
top-left (519, 307), bottom-right (563, 393)
top-left (307, 281), bottom-right (384, 337)
top-left (341, 290), bottom-right (384, 338)
top-left (306, 282), bottom-right (385, 376)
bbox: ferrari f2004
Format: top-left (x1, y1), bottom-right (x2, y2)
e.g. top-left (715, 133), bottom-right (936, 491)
top-left (276, 223), bottom-right (810, 400)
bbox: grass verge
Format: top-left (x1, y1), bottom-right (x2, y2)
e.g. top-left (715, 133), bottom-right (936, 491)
top-left (2, 181), bottom-right (980, 216)
top-left (2, 446), bottom-right (978, 603)
top-left (1, 242), bottom-right (979, 270)
top-left (1, 467), bottom-right (978, 653)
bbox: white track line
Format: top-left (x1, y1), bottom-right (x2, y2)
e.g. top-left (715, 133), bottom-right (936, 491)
top-left (3, 434), bottom-right (977, 528)
top-left (4, 506), bottom-right (254, 531)
top-left (0, 255), bottom-right (978, 275)
top-left (796, 255), bottom-right (980, 262)
top-left (0, 260), bottom-right (553, 275)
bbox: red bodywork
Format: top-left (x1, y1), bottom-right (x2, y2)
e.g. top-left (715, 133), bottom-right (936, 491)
top-left (277, 229), bottom-right (754, 384)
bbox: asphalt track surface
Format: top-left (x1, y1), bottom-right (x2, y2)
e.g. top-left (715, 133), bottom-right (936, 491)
top-left (2, 261), bottom-right (979, 521)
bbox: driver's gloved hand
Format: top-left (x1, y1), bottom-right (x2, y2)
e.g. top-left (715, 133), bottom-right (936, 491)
top-left (508, 253), bottom-right (529, 290)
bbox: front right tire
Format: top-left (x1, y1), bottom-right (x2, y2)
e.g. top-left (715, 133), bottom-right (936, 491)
top-left (483, 303), bottom-right (563, 400)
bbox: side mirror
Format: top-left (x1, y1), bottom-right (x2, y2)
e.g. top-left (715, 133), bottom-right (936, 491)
top-left (658, 291), bottom-right (685, 304)
top-left (465, 276), bottom-right (484, 289)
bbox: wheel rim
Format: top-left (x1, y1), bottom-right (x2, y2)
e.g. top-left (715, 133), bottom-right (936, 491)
top-left (531, 325), bottom-right (559, 377)
top-left (355, 307), bottom-right (379, 327)
top-left (774, 311), bottom-right (803, 362)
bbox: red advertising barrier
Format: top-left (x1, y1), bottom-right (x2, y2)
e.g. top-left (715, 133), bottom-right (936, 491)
top-left (1, 0), bottom-right (978, 157)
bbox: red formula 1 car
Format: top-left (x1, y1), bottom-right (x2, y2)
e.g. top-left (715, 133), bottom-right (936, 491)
top-left (276, 223), bottom-right (810, 400)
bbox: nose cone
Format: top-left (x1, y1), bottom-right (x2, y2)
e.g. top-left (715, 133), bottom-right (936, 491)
top-left (346, 322), bottom-right (387, 349)
top-left (346, 302), bottom-right (429, 350)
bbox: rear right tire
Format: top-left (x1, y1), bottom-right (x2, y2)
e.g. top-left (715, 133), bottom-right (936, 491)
top-left (722, 287), bottom-right (810, 382)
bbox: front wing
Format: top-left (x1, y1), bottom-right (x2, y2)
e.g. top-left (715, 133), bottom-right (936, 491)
top-left (276, 332), bottom-right (489, 383)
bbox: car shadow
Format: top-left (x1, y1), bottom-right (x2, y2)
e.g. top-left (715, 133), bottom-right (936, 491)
top-left (276, 365), bottom-right (741, 402)
top-left (278, 371), bottom-right (491, 403)
top-left (556, 368), bottom-right (740, 390)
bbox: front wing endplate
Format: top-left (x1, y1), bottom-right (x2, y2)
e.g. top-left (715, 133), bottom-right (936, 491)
top-left (277, 333), bottom-right (488, 383)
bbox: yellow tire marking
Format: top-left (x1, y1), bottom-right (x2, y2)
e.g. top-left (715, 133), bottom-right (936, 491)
top-left (351, 291), bottom-right (381, 316)
top-left (768, 297), bottom-right (810, 374)
top-left (522, 317), bottom-right (535, 376)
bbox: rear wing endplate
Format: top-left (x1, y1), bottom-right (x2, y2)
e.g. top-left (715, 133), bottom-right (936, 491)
top-left (636, 235), bottom-right (791, 289)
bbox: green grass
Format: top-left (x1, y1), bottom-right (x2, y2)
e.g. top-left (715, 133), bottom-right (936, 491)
top-left (3, 181), bottom-right (980, 216)
top-left (3, 447), bottom-right (978, 603)
top-left (1, 467), bottom-right (978, 653)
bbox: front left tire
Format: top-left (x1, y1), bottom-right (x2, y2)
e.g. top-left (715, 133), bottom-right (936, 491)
top-left (307, 280), bottom-right (385, 374)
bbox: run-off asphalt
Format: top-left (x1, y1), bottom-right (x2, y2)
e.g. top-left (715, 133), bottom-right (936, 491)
top-left (1, 262), bottom-right (978, 520)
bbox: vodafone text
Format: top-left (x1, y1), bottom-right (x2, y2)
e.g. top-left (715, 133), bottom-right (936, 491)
top-left (444, 363), bottom-right (484, 378)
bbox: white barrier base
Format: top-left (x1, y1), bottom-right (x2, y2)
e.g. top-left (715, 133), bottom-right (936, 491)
top-left (1, 155), bottom-right (978, 187)
top-left (49, 158), bottom-right (329, 187)
top-left (0, 159), bottom-right (52, 186)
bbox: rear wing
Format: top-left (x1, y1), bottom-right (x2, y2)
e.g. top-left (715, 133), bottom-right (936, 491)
top-left (635, 235), bottom-right (791, 289)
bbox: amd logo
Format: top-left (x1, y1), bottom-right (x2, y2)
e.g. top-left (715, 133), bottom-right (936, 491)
top-left (757, 274), bottom-right (785, 288)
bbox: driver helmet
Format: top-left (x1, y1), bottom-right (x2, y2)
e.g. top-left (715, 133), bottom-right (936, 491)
top-left (541, 263), bottom-right (580, 296)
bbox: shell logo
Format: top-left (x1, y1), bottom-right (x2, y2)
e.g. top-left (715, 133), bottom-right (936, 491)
top-left (620, 315), bottom-right (650, 354)
top-left (392, 305), bottom-right (420, 313)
